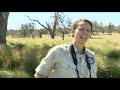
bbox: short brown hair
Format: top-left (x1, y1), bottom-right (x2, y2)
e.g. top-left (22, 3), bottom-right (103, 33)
top-left (72, 19), bottom-right (93, 31)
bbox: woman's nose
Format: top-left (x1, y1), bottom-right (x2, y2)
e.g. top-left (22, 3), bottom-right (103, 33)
top-left (82, 30), bottom-right (88, 34)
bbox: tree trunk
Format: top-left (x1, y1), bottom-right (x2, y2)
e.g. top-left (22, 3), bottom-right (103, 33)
top-left (51, 31), bottom-right (55, 39)
top-left (48, 28), bottom-right (54, 39)
top-left (0, 12), bottom-right (9, 45)
top-left (39, 33), bottom-right (42, 38)
top-left (62, 31), bottom-right (64, 40)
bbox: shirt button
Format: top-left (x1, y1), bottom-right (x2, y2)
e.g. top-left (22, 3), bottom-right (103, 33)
top-left (68, 65), bottom-right (70, 67)
top-left (81, 74), bottom-right (83, 75)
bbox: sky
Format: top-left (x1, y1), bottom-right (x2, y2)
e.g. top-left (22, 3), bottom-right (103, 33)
top-left (7, 12), bottom-right (120, 30)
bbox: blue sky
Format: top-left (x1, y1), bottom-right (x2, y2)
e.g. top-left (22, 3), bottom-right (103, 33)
top-left (8, 12), bottom-right (120, 30)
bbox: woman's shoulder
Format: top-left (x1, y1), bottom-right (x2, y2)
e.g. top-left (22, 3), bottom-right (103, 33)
top-left (85, 48), bottom-right (95, 56)
top-left (48, 44), bottom-right (69, 53)
top-left (47, 44), bottom-right (69, 52)
top-left (52, 44), bottom-right (69, 49)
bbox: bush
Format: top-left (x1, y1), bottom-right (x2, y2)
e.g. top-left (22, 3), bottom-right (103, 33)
top-left (1, 48), bottom-right (22, 70)
top-left (0, 70), bottom-right (13, 78)
top-left (101, 59), bottom-right (120, 78)
top-left (11, 70), bottom-right (32, 78)
top-left (0, 70), bottom-right (32, 78)
top-left (20, 47), bottom-right (38, 76)
top-left (0, 45), bottom-right (12, 68)
top-left (107, 49), bottom-right (120, 60)
top-left (14, 43), bottom-right (26, 50)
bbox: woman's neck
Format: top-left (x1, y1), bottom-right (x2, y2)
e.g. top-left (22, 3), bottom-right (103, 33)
top-left (73, 42), bottom-right (85, 54)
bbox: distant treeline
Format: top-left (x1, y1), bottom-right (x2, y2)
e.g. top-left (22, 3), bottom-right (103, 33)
top-left (7, 28), bottom-right (70, 38)
top-left (7, 21), bottom-right (120, 38)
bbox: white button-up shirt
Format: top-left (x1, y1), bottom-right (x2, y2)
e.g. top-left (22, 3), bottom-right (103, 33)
top-left (35, 44), bottom-right (97, 78)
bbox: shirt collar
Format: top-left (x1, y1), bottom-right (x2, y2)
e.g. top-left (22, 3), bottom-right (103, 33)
top-left (72, 42), bottom-right (78, 53)
top-left (72, 42), bottom-right (87, 54)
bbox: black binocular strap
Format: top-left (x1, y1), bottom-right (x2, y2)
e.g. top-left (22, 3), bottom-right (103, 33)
top-left (71, 44), bottom-right (79, 78)
top-left (70, 44), bottom-right (91, 78)
top-left (85, 54), bottom-right (91, 78)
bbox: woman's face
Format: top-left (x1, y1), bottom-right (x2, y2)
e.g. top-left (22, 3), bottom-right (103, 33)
top-left (73, 21), bottom-right (92, 45)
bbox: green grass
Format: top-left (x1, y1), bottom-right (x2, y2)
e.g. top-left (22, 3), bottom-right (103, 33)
top-left (2, 33), bottom-right (120, 78)
top-left (106, 49), bottom-right (120, 60)
top-left (0, 69), bottom-right (32, 78)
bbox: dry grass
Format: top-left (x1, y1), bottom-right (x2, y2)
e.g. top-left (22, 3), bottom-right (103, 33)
top-left (5, 33), bottom-right (120, 78)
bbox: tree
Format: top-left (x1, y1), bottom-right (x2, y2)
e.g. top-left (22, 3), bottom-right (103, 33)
top-left (59, 15), bottom-right (72, 40)
top-left (117, 24), bottom-right (120, 34)
top-left (20, 24), bottom-right (29, 37)
top-left (92, 21), bottom-right (99, 35)
top-left (37, 29), bottom-right (43, 38)
top-left (99, 22), bottom-right (105, 34)
top-left (28, 22), bottom-right (36, 38)
top-left (26, 12), bottom-right (63, 39)
top-left (104, 26), bottom-right (108, 34)
top-left (0, 12), bottom-right (9, 44)
top-left (108, 23), bottom-right (114, 35)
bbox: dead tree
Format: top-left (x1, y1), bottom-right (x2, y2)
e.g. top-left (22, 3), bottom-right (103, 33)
top-left (26, 12), bottom-right (62, 39)
top-left (108, 23), bottom-right (114, 35)
top-left (59, 16), bottom-right (72, 40)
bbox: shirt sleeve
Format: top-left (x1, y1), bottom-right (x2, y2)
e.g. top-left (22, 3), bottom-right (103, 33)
top-left (35, 47), bottom-right (56, 77)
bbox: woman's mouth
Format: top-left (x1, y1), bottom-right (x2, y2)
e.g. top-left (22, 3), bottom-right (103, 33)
top-left (80, 36), bottom-right (87, 39)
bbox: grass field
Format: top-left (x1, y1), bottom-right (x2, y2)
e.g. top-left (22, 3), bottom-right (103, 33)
top-left (7, 33), bottom-right (120, 47)
top-left (0, 33), bottom-right (119, 78)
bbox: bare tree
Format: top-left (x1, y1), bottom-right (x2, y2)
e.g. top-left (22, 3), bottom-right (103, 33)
top-left (26, 12), bottom-right (62, 39)
top-left (92, 21), bottom-right (99, 35)
top-left (118, 24), bottom-right (120, 34)
top-left (108, 23), bottom-right (114, 35)
top-left (99, 22), bottom-right (105, 34)
top-left (20, 24), bottom-right (29, 37)
top-left (37, 29), bottom-right (43, 38)
top-left (0, 12), bottom-right (9, 44)
top-left (28, 22), bottom-right (36, 38)
top-left (59, 15), bottom-right (72, 40)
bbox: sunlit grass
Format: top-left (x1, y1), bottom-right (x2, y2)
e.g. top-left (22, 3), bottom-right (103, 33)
top-left (4, 33), bottom-right (120, 78)
top-left (7, 35), bottom-right (72, 47)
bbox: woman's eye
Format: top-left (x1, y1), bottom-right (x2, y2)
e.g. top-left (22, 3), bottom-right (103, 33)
top-left (78, 29), bottom-right (84, 31)
top-left (87, 29), bottom-right (91, 32)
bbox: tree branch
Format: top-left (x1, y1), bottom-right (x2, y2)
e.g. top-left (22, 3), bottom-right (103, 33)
top-left (25, 15), bottom-right (48, 29)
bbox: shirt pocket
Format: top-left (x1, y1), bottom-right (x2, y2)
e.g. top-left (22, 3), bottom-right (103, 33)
top-left (55, 62), bottom-right (76, 69)
top-left (54, 63), bottom-right (77, 78)
top-left (90, 66), bottom-right (97, 78)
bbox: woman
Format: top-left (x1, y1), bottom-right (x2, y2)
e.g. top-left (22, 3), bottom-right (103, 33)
top-left (34, 19), bottom-right (97, 78)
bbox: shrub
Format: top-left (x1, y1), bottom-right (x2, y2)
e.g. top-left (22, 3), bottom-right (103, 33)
top-left (20, 47), bottom-right (38, 76)
top-left (0, 70), bottom-right (32, 78)
top-left (1, 47), bottom-right (22, 70)
top-left (107, 49), bottom-right (120, 60)
top-left (102, 59), bottom-right (120, 78)
top-left (0, 45), bottom-right (12, 68)
top-left (0, 70), bottom-right (13, 78)
top-left (14, 43), bottom-right (26, 50)
top-left (11, 70), bottom-right (32, 78)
